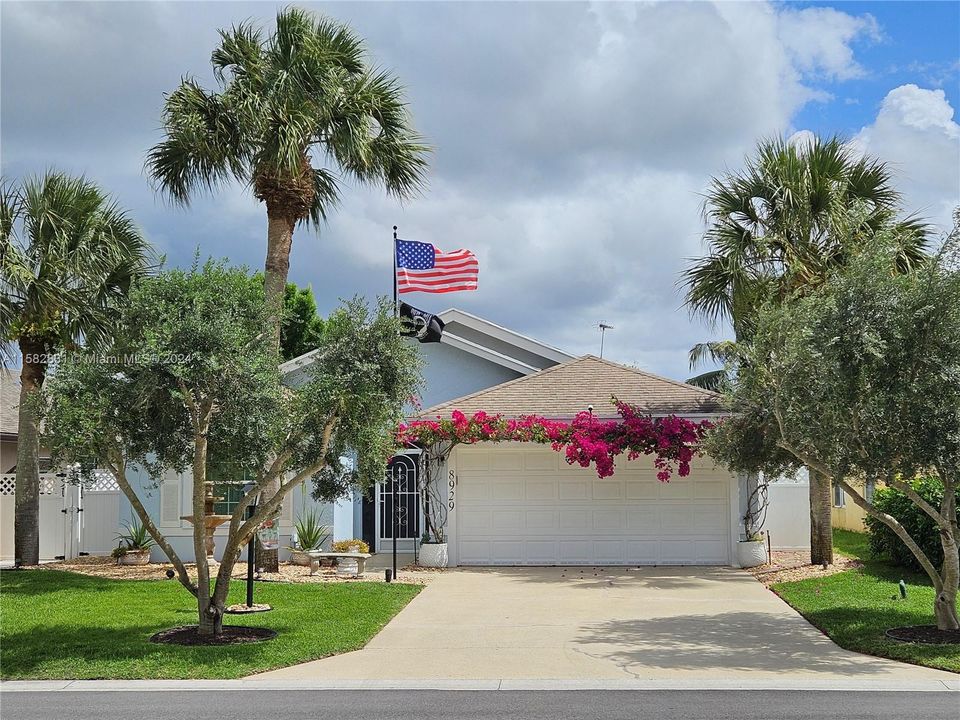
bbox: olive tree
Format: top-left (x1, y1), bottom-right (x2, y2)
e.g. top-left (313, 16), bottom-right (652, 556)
top-left (708, 219), bottom-right (960, 630)
top-left (42, 260), bottom-right (420, 636)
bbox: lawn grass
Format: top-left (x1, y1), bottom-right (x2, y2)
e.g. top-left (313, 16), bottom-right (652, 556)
top-left (773, 530), bottom-right (960, 673)
top-left (0, 569), bottom-right (421, 679)
top-left (832, 528), bottom-right (871, 560)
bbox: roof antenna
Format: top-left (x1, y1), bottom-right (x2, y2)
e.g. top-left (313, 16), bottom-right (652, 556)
top-left (598, 323), bottom-right (614, 359)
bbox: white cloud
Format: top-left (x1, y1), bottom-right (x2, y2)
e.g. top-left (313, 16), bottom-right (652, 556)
top-left (852, 85), bottom-right (960, 233)
top-left (777, 7), bottom-right (882, 81)
top-left (1, 1), bottom-right (933, 380)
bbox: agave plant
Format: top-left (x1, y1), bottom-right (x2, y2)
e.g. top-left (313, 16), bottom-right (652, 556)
top-left (115, 520), bottom-right (155, 551)
top-left (293, 510), bottom-right (331, 552)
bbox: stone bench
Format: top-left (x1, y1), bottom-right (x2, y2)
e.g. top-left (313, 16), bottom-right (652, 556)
top-left (304, 551), bottom-right (372, 577)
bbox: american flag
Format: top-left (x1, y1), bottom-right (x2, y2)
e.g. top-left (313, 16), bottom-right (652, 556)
top-left (395, 239), bottom-right (479, 294)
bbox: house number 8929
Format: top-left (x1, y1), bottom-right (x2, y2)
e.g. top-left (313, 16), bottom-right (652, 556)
top-left (448, 469), bottom-right (456, 510)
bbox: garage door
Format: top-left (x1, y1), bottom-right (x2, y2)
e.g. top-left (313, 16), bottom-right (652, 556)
top-left (454, 446), bottom-right (732, 566)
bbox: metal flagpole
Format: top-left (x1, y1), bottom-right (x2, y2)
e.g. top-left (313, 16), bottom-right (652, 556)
top-left (392, 466), bottom-right (398, 579)
top-left (392, 225), bottom-right (399, 316)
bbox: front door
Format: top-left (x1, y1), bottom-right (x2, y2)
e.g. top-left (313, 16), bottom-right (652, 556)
top-left (376, 453), bottom-right (421, 553)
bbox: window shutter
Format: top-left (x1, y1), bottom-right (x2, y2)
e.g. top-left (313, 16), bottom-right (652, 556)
top-left (160, 473), bottom-right (182, 527)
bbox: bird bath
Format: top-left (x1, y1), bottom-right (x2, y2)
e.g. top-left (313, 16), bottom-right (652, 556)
top-left (181, 482), bottom-right (232, 557)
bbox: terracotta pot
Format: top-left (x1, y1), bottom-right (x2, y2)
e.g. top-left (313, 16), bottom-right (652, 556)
top-left (117, 549), bottom-right (151, 566)
top-left (736, 540), bottom-right (768, 568)
top-left (419, 542), bottom-right (448, 568)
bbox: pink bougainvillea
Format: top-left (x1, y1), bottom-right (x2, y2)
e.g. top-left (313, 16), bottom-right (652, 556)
top-left (396, 399), bottom-right (713, 480)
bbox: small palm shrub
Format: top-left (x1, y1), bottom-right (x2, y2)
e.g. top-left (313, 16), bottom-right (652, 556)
top-left (332, 539), bottom-right (369, 553)
top-left (865, 476), bottom-right (959, 572)
top-left (293, 510), bottom-right (331, 551)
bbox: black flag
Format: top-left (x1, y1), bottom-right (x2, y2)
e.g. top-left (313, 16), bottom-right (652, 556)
top-left (399, 302), bottom-right (445, 343)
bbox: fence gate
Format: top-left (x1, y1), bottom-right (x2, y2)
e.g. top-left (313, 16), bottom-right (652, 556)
top-left (0, 472), bottom-right (117, 562)
top-left (80, 471), bottom-right (122, 556)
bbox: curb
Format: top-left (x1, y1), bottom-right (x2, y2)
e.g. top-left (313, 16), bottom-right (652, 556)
top-left (2, 678), bottom-right (957, 692)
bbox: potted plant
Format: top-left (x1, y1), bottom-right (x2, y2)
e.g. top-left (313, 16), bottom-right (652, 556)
top-left (331, 539), bottom-right (369, 576)
top-left (288, 510), bottom-right (331, 566)
top-left (331, 539), bottom-right (369, 553)
top-left (417, 449), bottom-right (450, 568)
top-left (737, 531), bottom-right (769, 568)
top-left (112, 521), bottom-right (155, 565)
top-left (419, 531), bottom-right (448, 568)
top-left (737, 478), bottom-right (769, 568)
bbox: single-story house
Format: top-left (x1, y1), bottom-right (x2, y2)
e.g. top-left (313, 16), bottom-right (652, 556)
top-left (118, 308), bottom-right (576, 562)
top-left (3, 309), bottom-right (811, 564)
top-left (414, 355), bottom-right (746, 566)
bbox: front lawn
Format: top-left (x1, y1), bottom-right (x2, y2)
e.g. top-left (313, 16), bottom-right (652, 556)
top-left (773, 530), bottom-right (960, 673)
top-left (0, 569), bottom-right (421, 679)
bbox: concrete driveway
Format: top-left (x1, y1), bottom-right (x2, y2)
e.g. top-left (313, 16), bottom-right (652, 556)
top-left (254, 567), bottom-right (958, 687)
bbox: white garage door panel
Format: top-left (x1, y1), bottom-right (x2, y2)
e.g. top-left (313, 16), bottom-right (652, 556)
top-left (456, 447), bottom-right (732, 566)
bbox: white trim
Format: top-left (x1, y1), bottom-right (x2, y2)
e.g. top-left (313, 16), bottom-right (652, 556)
top-left (438, 309), bottom-right (574, 364)
top-left (279, 348), bottom-right (322, 377)
top-left (440, 331), bottom-right (542, 375)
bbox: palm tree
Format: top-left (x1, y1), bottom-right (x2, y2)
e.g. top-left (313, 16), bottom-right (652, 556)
top-left (0, 172), bottom-right (152, 565)
top-left (147, 8), bottom-right (428, 571)
top-left (147, 7), bottom-right (429, 350)
top-left (682, 134), bottom-right (929, 565)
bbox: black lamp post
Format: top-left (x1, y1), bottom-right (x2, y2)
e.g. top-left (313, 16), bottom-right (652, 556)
top-left (245, 484), bottom-right (257, 608)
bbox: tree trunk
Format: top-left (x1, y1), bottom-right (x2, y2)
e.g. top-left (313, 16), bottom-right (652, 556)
top-left (936, 517), bottom-right (960, 631)
top-left (197, 596), bottom-right (224, 637)
top-left (14, 339), bottom-right (48, 566)
top-left (809, 469), bottom-right (834, 565)
top-left (263, 209), bottom-right (295, 353)
top-left (257, 207), bottom-right (296, 573)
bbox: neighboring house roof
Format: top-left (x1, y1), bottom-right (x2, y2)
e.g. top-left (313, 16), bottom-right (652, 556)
top-left (419, 355), bottom-right (725, 419)
top-left (279, 307), bottom-right (576, 378)
top-left (1, 368), bottom-right (20, 439)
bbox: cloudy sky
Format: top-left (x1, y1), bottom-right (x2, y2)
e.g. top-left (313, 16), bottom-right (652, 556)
top-left (3, 1), bottom-right (958, 380)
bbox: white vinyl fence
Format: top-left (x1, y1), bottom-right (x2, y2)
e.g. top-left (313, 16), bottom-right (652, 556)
top-left (0, 470), bottom-right (121, 562)
top-left (765, 481), bottom-right (811, 550)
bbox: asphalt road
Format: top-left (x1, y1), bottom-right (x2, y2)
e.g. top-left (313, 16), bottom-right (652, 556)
top-left (2, 690), bottom-right (958, 720)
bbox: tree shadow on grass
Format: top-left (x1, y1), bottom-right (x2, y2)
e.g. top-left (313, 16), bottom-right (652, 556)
top-left (0, 621), bottom-right (279, 679)
top-left (0, 568), bottom-right (122, 596)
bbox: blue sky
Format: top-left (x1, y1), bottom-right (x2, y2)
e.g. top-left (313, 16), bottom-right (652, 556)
top-left (790, 1), bottom-right (959, 133)
top-left (2, 1), bottom-right (958, 379)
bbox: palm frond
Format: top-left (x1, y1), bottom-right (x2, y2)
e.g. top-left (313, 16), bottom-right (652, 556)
top-left (1, 171), bottom-right (154, 356)
top-left (146, 80), bottom-right (250, 204)
top-left (685, 369), bottom-right (728, 392)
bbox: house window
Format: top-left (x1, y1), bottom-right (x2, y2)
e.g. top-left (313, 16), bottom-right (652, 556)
top-left (213, 483), bottom-right (246, 515)
top-left (209, 465), bottom-right (252, 516)
top-left (833, 483), bottom-right (845, 508)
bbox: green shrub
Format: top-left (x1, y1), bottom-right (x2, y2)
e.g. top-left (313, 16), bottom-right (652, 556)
top-left (331, 539), bottom-right (369, 553)
top-left (865, 476), bottom-right (958, 572)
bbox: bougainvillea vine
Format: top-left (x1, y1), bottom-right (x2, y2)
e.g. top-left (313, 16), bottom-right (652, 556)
top-left (397, 400), bottom-right (713, 480)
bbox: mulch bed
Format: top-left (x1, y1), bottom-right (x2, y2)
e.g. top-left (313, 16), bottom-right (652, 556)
top-left (747, 550), bottom-right (863, 586)
top-left (149, 625), bottom-right (277, 646)
top-left (45, 556), bottom-right (436, 585)
top-left (224, 603), bottom-right (272, 614)
top-left (885, 625), bottom-right (960, 645)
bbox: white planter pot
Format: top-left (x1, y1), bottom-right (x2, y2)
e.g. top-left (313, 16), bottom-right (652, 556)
top-left (116, 549), bottom-right (151, 566)
top-left (419, 542), bottom-right (448, 568)
top-left (737, 540), bottom-right (768, 568)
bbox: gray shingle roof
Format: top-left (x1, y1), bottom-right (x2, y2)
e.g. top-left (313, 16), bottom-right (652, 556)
top-left (419, 355), bottom-right (725, 419)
